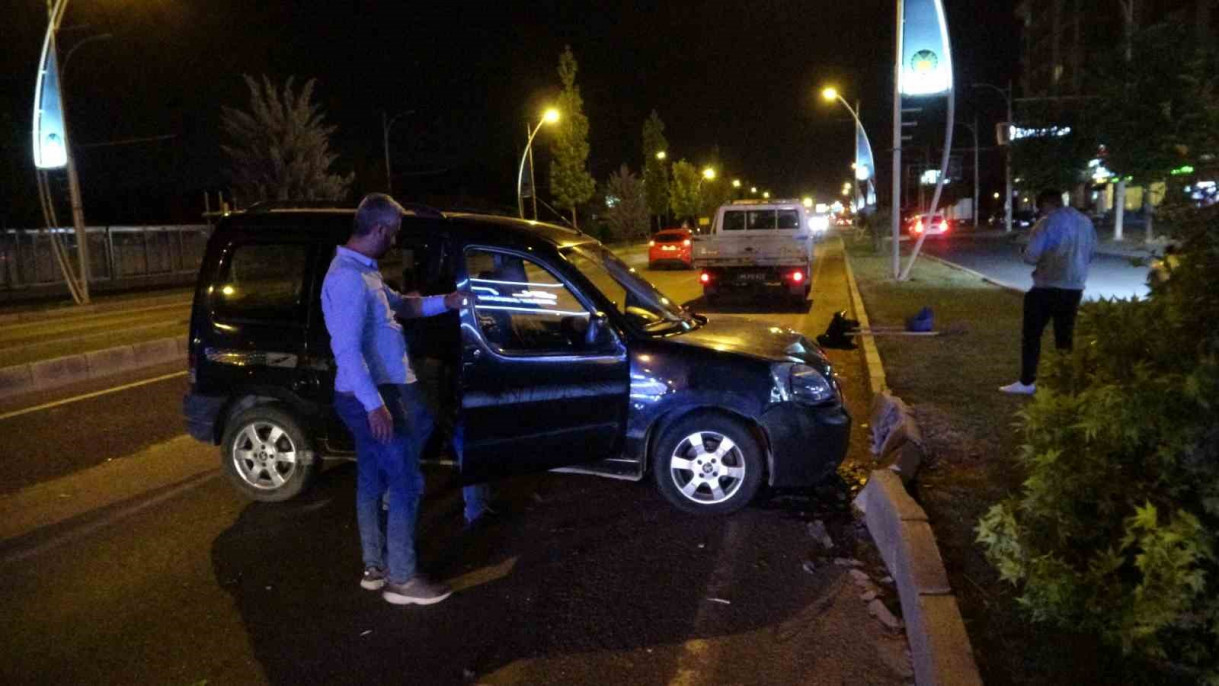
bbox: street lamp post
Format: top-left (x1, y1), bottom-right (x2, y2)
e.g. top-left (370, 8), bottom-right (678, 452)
top-left (33, 0), bottom-right (92, 303)
top-left (959, 116), bottom-right (980, 227)
top-left (382, 109), bottom-right (414, 196)
top-left (972, 81), bottom-right (1013, 233)
top-left (517, 108), bottom-right (560, 219)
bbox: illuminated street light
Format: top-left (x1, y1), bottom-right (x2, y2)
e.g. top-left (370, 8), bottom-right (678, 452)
top-left (993, 192), bottom-right (1000, 199)
top-left (762, 191), bottom-right (770, 199)
top-left (732, 179), bottom-right (741, 188)
top-left (802, 197), bottom-right (813, 208)
top-left (821, 87), bottom-right (839, 102)
top-left (517, 107), bottom-right (560, 219)
top-left (656, 150), bottom-right (667, 160)
top-left (702, 167), bottom-right (716, 181)
top-left (750, 186), bottom-right (757, 194)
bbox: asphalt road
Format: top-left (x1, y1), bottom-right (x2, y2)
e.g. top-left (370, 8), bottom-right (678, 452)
top-left (918, 235), bottom-right (1151, 300)
top-left (0, 292), bottom-right (191, 365)
top-left (0, 239), bottom-right (913, 686)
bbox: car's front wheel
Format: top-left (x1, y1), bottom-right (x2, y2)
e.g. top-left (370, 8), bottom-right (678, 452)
top-left (221, 405), bottom-right (317, 502)
top-left (653, 414), bottom-right (764, 515)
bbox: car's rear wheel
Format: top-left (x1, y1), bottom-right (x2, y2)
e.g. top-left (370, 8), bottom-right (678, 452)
top-left (653, 414), bottom-right (764, 515)
top-left (221, 405), bottom-right (317, 502)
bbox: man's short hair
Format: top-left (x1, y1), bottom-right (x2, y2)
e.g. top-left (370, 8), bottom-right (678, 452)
top-left (353, 193), bottom-right (406, 236)
top-left (1036, 189), bottom-right (1064, 209)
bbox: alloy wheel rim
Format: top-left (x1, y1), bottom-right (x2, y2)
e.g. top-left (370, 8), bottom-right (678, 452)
top-left (669, 430), bottom-right (746, 505)
top-left (231, 421), bottom-right (298, 490)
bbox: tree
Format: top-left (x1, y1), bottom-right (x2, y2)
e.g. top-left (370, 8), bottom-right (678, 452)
top-left (642, 110), bottom-right (669, 229)
top-left (220, 75), bottom-right (353, 207)
top-left (668, 159), bottom-right (701, 225)
top-left (1090, 22), bottom-right (1219, 236)
top-left (548, 46), bottom-right (596, 228)
top-left (603, 164), bottom-right (649, 242)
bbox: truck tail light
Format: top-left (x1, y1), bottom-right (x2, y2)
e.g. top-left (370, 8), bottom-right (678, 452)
top-left (700, 272), bottom-right (711, 284)
top-left (789, 270), bottom-right (805, 284)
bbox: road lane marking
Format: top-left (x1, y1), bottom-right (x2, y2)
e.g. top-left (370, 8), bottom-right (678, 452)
top-left (667, 519), bottom-right (747, 686)
top-left (0, 319), bottom-right (187, 353)
top-left (0, 371), bottom-right (187, 421)
top-left (0, 469), bottom-right (219, 566)
top-left (0, 299), bottom-right (190, 334)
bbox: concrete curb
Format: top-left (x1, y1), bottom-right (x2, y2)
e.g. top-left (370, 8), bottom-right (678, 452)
top-left (0, 335), bottom-right (187, 400)
top-left (841, 250), bottom-right (888, 396)
top-left (920, 253), bottom-right (1025, 294)
top-left (842, 248), bottom-right (984, 686)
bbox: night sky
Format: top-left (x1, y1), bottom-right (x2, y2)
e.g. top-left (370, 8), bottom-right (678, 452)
top-left (1, 1), bottom-right (1021, 226)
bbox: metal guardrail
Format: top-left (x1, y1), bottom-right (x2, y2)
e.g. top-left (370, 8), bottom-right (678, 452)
top-left (0, 225), bottom-right (210, 294)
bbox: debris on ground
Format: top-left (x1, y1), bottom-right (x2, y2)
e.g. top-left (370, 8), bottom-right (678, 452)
top-left (834, 557), bottom-right (864, 567)
top-left (868, 599), bottom-right (903, 631)
top-left (807, 519), bottom-right (835, 549)
top-left (706, 597), bottom-right (731, 605)
top-left (802, 560), bottom-right (818, 575)
top-left (849, 569), bottom-right (871, 585)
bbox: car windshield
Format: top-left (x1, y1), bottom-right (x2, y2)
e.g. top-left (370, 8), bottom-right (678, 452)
top-left (562, 244), bottom-right (698, 335)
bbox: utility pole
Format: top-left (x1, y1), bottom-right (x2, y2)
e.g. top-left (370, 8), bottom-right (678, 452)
top-left (972, 82), bottom-right (1013, 233)
top-left (382, 110), bottom-right (413, 196)
top-left (890, 0), bottom-right (905, 279)
top-left (958, 117), bottom-right (980, 227)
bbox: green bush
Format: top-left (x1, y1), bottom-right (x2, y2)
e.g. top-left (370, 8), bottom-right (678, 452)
top-left (977, 202), bottom-right (1219, 680)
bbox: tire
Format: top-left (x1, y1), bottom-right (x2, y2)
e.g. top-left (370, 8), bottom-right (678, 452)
top-left (653, 413), bottom-right (764, 515)
top-left (221, 405), bottom-right (318, 502)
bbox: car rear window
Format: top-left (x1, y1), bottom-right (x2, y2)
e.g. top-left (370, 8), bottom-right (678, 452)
top-left (213, 242), bottom-right (310, 323)
top-left (721, 211), bottom-right (746, 231)
top-left (654, 232), bottom-right (686, 243)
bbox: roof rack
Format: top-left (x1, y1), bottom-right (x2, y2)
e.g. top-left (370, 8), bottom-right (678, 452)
top-left (245, 200), bottom-right (354, 213)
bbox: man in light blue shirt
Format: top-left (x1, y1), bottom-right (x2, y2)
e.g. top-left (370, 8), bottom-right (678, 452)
top-left (323, 193), bottom-right (461, 606)
top-left (1000, 189), bottom-right (1097, 395)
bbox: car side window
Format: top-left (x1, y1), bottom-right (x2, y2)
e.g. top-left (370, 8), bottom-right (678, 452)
top-left (214, 242), bottom-right (309, 323)
top-left (465, 248), bottom-right (593, 354)
top-left (722, 211), bottom-right (746, 232)
top-left (747, 210), bottom-right (776, 230)
top-left (777, 210), bottom-right (800, 229)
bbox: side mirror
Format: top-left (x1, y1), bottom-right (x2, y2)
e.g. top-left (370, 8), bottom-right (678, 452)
top-left (585, 311), bottom-right (610, 347)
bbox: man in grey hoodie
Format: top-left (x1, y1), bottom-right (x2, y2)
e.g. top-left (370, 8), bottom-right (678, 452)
top-left (1000, 189), bottom-right (1097, 395)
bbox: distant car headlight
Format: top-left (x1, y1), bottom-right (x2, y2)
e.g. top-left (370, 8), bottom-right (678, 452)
top-left (808, 216), bottom-right (830, 233)
top-left (789, 364), bottom-right (834, 404)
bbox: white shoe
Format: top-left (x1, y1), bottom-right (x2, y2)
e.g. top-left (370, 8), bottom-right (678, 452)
top-left (999, 381), bottom-right (1036, 395)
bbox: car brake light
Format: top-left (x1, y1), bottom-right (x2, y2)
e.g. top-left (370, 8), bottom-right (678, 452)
top-left (790, 270), bottom-right (804, 283)
top-left (683, 238), bottom-right (691, 246)
top-left (913, 218), bottom-right (924, 234)
top-left (649, 240), bottom-right (655, 247)
top-left (699, 272), bottom-right (711, 284)
top-left (940, 220), bottom-right (949, 233)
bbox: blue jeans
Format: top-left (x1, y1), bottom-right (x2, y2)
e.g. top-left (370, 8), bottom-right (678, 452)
top-left (334, 383), bottom-right (433, 585)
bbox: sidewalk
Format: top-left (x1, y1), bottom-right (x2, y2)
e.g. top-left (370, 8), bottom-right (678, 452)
top-left (954, 227), bottom-right (1171, 258)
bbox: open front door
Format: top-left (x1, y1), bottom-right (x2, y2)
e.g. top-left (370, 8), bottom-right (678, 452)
top-left (456, 246), bottom-right (629, 483)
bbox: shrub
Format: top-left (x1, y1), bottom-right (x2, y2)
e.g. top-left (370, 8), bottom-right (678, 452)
top-left (977, 202), bottom-right (1219, 680)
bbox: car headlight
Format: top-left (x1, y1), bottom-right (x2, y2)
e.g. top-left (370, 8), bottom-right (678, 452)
top-left (790, 364), bottom-right (834, 404)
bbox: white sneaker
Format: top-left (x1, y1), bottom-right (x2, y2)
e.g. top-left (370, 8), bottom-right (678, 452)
top-left (999, 381), bottom-right (1036, 395)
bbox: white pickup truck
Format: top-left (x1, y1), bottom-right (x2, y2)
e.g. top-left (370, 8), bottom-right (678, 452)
top-left (692, 200), bottom-right (827, 306)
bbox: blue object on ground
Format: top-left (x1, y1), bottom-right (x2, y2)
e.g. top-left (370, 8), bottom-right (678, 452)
top-left (906, 307), bottom-right (934, 332)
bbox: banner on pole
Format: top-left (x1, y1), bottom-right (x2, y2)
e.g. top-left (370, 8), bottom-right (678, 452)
top-left (33, 32), bottom-right (67, 169)
top-left (900, 0), bottom-right (953, 96)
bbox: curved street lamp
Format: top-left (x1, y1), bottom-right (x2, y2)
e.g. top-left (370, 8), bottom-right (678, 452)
top-left (517, 108), bottom-right (560, 219)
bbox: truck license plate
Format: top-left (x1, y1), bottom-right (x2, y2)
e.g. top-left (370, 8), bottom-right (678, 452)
top-left (736, 272), bottom-right (767, 282)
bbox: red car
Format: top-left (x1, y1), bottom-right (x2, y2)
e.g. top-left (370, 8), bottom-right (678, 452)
top-left (648, 228), bottom-right (693, 269)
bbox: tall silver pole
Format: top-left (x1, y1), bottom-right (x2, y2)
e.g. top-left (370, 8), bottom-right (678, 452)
top-left (891, 0), bottom-right (905, 279)
top-left (1004, 81), bottom-right (1013, 233)
top-left (517, 119), bottom-right (546, 219)
top-left (972, 116), bottom-right (979, 227)
top-left (50, 17), bottom-right (90, 303)
top-left (527, 122), bottom-right (538, 220)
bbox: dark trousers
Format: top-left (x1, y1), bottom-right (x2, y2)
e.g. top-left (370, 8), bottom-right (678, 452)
top-left (1021, 287), bottom-right (1084, 384)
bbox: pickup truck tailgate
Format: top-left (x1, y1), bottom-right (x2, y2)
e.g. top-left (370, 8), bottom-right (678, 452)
top-left (692, 232), bottom-right (810, 267)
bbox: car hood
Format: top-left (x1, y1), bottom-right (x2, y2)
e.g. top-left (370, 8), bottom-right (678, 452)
top-left (666, 314), bottom-right (828, 366)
